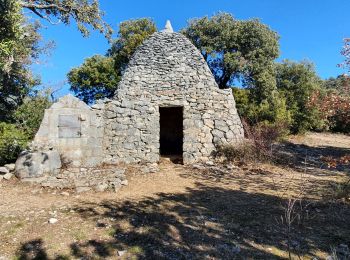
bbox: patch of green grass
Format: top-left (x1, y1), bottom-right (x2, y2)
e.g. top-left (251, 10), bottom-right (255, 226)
top-left (7, 221), bottom-right (25, 236)
top-left (71, 229), bottom-right (87, 241)
top-left (106, 227), bottom-right (116, 237)
top-left (128, 246), bottom-right (144, 255)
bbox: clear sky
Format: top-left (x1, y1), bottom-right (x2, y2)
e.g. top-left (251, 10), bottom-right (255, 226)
top-left (32, 0), bottom-right (349, 97)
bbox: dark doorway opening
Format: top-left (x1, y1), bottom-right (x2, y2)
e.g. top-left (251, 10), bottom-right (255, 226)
top-left (159, 107), bottom-right (183, 160)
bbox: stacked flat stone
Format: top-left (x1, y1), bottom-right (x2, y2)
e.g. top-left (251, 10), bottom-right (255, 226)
top-left (40, 167), bottom-right (127, 192)
top-left (103, 29), bottom-right (244, 164)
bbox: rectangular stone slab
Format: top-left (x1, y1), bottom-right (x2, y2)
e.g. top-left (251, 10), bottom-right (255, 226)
top-left (58, 115), bottom-right (81, 128)
top-left (58, 127), bottom-right (81, 138)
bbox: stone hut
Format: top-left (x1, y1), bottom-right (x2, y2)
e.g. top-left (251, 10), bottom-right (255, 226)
top-left (32, 21), bottom-right (244, 167)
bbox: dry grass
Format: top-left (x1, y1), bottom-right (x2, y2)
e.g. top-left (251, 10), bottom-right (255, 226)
top-left (0, 132), bottom-right (349, 259)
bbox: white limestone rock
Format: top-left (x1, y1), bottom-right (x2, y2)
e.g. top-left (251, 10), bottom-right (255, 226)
top-left (4, 164), bottom-right (15, 172)
top-left (3, 172), bottom-right (13, 180)
top-left (15, 150), bottom-right (61, 179)
top-left (0, 167), bottom-right (9, 175)
top-left (48, 218), bottom-right (58, 224)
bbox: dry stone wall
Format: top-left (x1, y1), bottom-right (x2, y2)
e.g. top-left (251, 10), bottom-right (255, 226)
top-left (103, 31), bottom-right (244, 164)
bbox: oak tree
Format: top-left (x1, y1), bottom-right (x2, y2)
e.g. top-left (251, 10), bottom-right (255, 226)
top-left (19, 0), bottom-right (112, 38)
top-left (182, 12), bottom-right (280, 102)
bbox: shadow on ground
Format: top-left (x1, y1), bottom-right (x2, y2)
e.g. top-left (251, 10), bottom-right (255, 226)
top-left (276, 142), bottom-right (350, 174)
top-left (16, 184), bottom-right (350, 260)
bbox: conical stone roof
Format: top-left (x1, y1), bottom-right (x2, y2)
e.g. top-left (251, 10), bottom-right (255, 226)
top-left (115, 29), bottom-right (219, 98)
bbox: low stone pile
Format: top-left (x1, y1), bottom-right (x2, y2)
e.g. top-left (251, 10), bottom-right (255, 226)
top-left (38, 167), bottom-right (128, 193)
top-left (6, 149), bottom-right (128, 193)
top-left (191, 160), bottom-right (239, 173)
top-left (0, 164), bottom-right (15, 181)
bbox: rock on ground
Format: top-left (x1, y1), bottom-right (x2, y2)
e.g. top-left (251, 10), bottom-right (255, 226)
top-left (0, 167), bottom-right (9, 175)
top-left (3, 173), bottom-right (13, 180)
top-left (4, 164), bottom-right (15, 172)
top-left (15, 150), bottom-right (61, 179)
top-left (48, 218), bottom-right (58, 224)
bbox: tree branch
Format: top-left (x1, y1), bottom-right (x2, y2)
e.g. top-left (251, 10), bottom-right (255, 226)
top-left (27, 6), bottom-right (61, 25)
top-left (19, 2), bottom-right (70, 13)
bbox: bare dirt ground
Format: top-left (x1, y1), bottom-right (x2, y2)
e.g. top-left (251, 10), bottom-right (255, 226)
top-left (0, 132), bottom-right (349, 259)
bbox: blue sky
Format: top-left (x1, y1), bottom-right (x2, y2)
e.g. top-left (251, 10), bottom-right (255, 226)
top-left (32, 0), bottom-right (349, 97)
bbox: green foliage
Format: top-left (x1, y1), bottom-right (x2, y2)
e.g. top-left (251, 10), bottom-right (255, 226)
top-left (276, 60), bottom-right (325, 133)
top-left (0, 0), bottom-right (42, 120)
top-left (108, 18), bottom-right (157, 70)
top-left (19, 0), bottom-right (112, 39)
top-left (0, 122), bottom-right (28, 165)
top-left (13, 93), bottom-right (52, 139)
top-left (323, 74), bottom-right (350, 96)
top-left (0, 0), bottom-right (22, 70)
top-left (182, 12), bottom-right (280, 97)
top-left (0, 92), bottom-right (51, 163)
top-left (233, 60), bottom-right (326, 134)
top-left (232, 87), bottom-right (250, 117)
top-left (68, 55), bottom-right (120, 104)
top-left (68, 18), bottom-right (157, 103)
top-left (233, 87), bottom-right (291, 132)
top-left (248, 93), bottom-right (291, 127)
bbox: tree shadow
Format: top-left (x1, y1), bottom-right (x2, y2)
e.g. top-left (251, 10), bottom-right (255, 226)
top-left (73, 185), bottom-right (350, 259)
top-left (181, 164), bottom-right (338, 200)
top-left (16, 184), bottom-right (349, 259)
top-left (276, 141), bottom-right (350, 175)
top-left (17, 239), bottom-right (48, 260)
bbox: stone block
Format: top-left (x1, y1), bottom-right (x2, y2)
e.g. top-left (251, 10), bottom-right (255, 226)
top-left (3, 172), bottom-right (13, 180)
top-left (4, 164), bottom-right (15, 171)
top-left (15, 150), bottom-right (62, 179)
top-left (0, 167), bottom-right (9, 175)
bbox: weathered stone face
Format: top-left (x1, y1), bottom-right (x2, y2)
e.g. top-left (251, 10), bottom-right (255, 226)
top-left (33, 94), bottom-right (105, 167)
top-left (103, 31), bottom-right (244, 164)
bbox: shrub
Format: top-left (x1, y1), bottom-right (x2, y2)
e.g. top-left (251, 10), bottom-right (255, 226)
top-left (332, 179), bottom-right (350, 201)
top-left (216, 141), bottom-right (257, 163)
top-left (13, 93), bottom-right (52, 139)
top-left (244, 118), bottom-right (288, 147)
top-left (232, 60), bottom-right (327, 135)
top-left (233, 87), bottom-right (292, 131)
top-left (308, 90), bottom-right (350, 133)
top-left (0, 122), bottom-right (28, 165)
top-left (216, 119), bottom-right (288, 164)
top-left (276, 60), bottom-right (325, 134)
